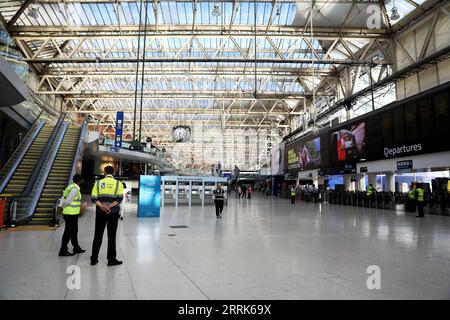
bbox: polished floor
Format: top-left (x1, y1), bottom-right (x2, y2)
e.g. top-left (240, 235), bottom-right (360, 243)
top-left (1, 193), bottom-right (450, 300)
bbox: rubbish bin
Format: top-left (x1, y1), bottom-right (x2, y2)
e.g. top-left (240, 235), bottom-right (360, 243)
top-left (0, 198), bottom-right (6, 229)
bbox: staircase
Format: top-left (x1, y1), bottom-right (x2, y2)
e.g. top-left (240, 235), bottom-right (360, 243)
top-left (1, 125), bottom-right (53, 196)
top-left (31, 126), bottom-right (82, 225)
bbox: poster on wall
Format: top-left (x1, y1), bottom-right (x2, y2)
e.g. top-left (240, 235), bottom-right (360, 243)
top-left (329, 122), bottom-right (365, 164)
top-left (138, 175), bottom-right (161, 217)
top-left (286, 137), bottom-right (321, 171)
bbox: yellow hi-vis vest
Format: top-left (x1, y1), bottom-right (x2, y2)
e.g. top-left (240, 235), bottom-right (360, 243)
top-left (408, 190), bottom-right (416, 199)
top-left (416, 188), bottom-right (424, 202)
top-left (62, 183), bottom-right (81, 215)
top-left (367, 186), bottom-right (373, 196)
top-left (291, 190), bottom-right (296, 196)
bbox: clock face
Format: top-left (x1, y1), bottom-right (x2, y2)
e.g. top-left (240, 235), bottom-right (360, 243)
top-left (172, 126), bottom-right (188, 142)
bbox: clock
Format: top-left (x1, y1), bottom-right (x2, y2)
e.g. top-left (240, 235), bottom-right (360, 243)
top-left (172, 126), bottom-right (190, 142)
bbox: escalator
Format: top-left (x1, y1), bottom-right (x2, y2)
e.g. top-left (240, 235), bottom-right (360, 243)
top-left (0, 124), bottom-right (53, 196)
top-left (31, 126), bottom-right (82, 224)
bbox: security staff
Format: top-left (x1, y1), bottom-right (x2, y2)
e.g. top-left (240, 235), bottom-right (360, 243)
top-left (213, 183), bottom-right (225, 219)
top-left (407, 184), bottom-right (416, 212)
top-left (415, 183), bottom-right (425, 218)
top-left (367, 184), bottom-right (374, 206)
top-left (59, 174), bottom-right (87, 257)
top-left (290, 187), bottom-right (296, 204)
top-left (90, 166), bottom-right (124, 266)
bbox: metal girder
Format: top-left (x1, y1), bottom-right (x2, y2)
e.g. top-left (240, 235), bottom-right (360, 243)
top-left (9, 25), bottom-right (388, 37)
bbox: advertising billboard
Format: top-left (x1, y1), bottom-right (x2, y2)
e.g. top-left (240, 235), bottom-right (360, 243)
top-left (286, 137), bottom-right (321, 171)
top-left (138, 175), bottom-right (161, 217)
top-left (329, 122), bottom-right (365, 164)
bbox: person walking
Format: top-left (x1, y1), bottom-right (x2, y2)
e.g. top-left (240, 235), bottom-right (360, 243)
top-left (414, 183), bottom-right (425, 218)
top-left (242, 185), bottom-right (247, 199)
top-left (213, 183), bottom-right (225, 219)
top-left (120, 182), bottom-right (130, 221)
top-left (58, 174), bottom-right (88, 257)
top-left (238, 185), bottom-right (242, 199)
top-left (90, 166), bottom-right (124, 266)
top-left (248, 185), bottom-right (252, 199)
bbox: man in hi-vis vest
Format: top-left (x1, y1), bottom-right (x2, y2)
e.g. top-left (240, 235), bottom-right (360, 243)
top-left (59, 174), bottom-right (88, 257)
top-left (90, 166), bottom-right (124, 266)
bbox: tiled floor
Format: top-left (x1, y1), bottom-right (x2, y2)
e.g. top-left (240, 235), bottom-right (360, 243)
top-left (1, 194), bottom-right (449, 300)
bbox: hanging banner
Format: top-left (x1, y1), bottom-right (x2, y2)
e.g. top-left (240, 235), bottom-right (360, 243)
top-left (115, 111), bottom-right (124, 148)
top-left (138, 175), bottom-right (161, 217)
top-left (211, 163), bottom-right (215, 176)
top-left (217, 161), bottom-right (221, 176)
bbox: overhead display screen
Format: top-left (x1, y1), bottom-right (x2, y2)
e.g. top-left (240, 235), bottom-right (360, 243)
top-left (286, 137), bottom-right (321, 171)
top-left (329, 122), bottom-right (365, 164)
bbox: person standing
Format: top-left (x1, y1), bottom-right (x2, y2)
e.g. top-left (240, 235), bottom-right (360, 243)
top-left (290, 186), bottom-right (296, 204)
top-left (90, 166), bottom-right (124, 266)
top-left (367, 184), bottom-right (374, 207)
top-left (238, 185), bottom-right (242, 199)
top-left (58, 174), bottom-right (88, 257)
top-left (407, 184), bottom-right (416, 212)
top-left (248, 185), bottom-right (252, 199)
top-left (242, 185), bottom-right (247, 199)
top-left (120, 182), bottom-right (130, 221)
top-left (213, 183), bottom-right (225, 219)
top-left (415, 183), bottom-right (425, 218)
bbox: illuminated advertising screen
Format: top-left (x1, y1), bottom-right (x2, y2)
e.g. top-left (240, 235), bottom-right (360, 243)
top-left (329, 122), bottom-right (365, 164)
top-left (286, 137), bottom-right (321, 171)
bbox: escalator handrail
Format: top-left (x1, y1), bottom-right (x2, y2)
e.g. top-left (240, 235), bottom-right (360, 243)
top-left (10, 122), bottom-right (69, 224)
top-left (67, 118), bottom-right (87, 186)
top-left (0, 112), bottom-right (45, 194)
top-left (22, 113), bottom-right (66, 196)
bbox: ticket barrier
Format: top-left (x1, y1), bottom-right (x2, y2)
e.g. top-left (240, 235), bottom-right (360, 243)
top-left (163, 186), bottom-right (176, 205)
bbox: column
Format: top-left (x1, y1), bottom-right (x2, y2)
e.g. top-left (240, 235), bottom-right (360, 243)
top-left (312, 170), bottom-right (319, 188)
top-left (188, 181), bottom-right (192, 206)
top-left (346, 107), bottom-right (353, 121)
top-left (161, 179), bottom-right (165, 206)
top-left (368, 173), bottom-right (377, 190)
top-left (358, 175), bottom-right (366, 191)
top-left (175, 180), bottom-right (179, 206)
top-left (386, 173), bottom-right (395, 192)
top-left (344, 175), bottom-right (352, 191)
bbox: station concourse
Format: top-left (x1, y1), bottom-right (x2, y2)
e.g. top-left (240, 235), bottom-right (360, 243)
top-left (0, 0), bottom-right (449, 301)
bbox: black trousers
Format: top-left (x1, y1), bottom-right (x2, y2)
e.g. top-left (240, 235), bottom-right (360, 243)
top-left (60, 214), bottom-right (80, 252)
top-left (417, 201), bottom-right (425, 217)
top-left (291, 195), bottom-right (295, 203)
top-left (91, 211), bottom-right (119, 261)
top-left (214, 200), bottom-right (224, 217)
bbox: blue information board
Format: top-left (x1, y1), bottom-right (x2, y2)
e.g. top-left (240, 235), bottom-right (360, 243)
top-left (115, 111), bottom-right (124, 148)
top-left (138, 175), bottom-right (161, 217)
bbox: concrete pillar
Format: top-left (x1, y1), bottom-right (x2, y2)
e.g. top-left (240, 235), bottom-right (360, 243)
top-left (368, 173), bottom-right (377, 190)
top-left (358, 175), bottom-right (366, 191)
top-left (386, 173), bottom-right (395, 192)
top-left (312, 170), bottom-right (318, 188)
top-left (344, 175), bottom-right (352, 191)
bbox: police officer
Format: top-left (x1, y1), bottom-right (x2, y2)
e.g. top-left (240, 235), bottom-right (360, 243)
top-left (213, 183), bottom-right (225, 219)
top-left (90, 166), bottom-right (124, 266)
top-left (59, 174), bottom-right (87, 257)
top-left (290, 187), bottom-right (296, 204)
top-left (415, 183), bottom-right (425, 218)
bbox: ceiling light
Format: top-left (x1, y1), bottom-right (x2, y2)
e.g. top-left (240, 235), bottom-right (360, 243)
top-left (28, 5), bottom-right (39, 19)
top-left (212, 3), bottom-right (221, 17)
top-left (390, 6), bottom-right (400, 21)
